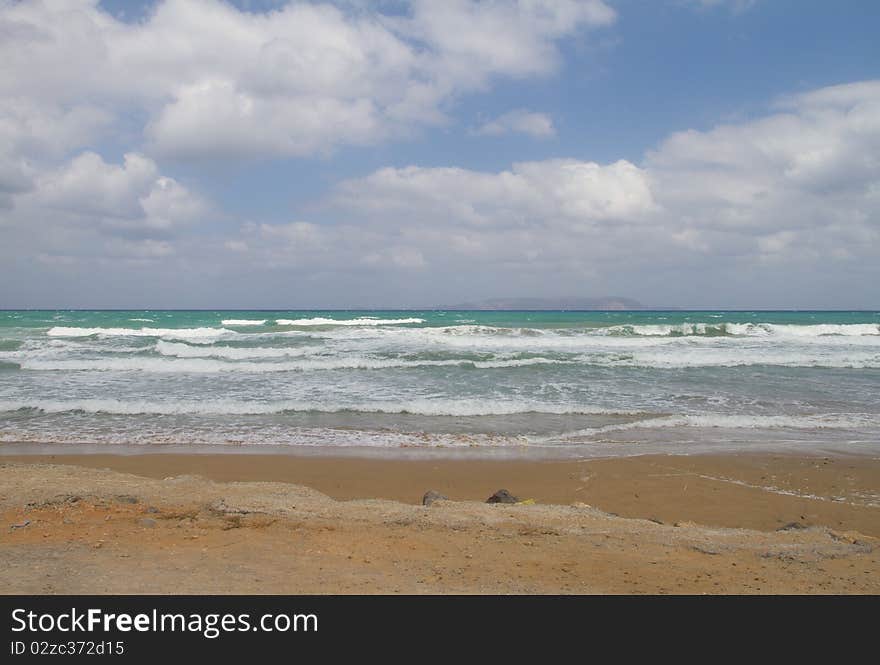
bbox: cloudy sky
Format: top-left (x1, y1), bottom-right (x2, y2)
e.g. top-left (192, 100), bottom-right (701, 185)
top-left (1, 0), bottom-right (878, 309)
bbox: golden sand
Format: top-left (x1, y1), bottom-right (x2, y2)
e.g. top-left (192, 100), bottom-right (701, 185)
top-left (1, 452), bottom-right (878, 594)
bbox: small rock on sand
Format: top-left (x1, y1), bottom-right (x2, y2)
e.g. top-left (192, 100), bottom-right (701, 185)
top-left (486, 489), bottom-right (519, 504)
top-left (138, 518), bottom-right (158, 528)
top-left (422, 490), bottom-right (448, 506)
top-left (777, 522), bottom-right (809, 531)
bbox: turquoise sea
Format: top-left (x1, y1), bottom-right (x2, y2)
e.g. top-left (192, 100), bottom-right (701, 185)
top-left (1, 310), bottom-right (879, 457)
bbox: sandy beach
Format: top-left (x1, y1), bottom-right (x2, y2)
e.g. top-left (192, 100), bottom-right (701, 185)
top-left (1, 451), bottom-right (878, 594)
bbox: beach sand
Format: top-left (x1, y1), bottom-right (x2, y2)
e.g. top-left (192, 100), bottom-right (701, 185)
top-left (1, 452), bottom-right (878, 594)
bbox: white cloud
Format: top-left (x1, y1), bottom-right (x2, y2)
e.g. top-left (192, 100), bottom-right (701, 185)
top-left (0, 99), bottom-right (113, 207)
top-left (646, 80), bottom-right (880, 251)
top-left (1, 0), bottom-right (877, 309)
top-left (332, 158), bottom-right (655, 228)
top-left (0, 0), bottom-right (615, 160)
top-left (27, 151), bottom-right (206, 232)
top-left (0, 0), bottom-right (615, 279)
top-left (3, 151), bottom-right (209, 264)
top-left (401, 0), bottom-right (615, 82)
top-left (146, 79), bottom-right (383, 159)
top-left (474, 109), bottom-right (556, 138)
top-left (221, 79), bottom-right (879, 305)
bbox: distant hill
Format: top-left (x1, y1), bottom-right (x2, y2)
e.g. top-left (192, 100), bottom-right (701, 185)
top-left (442, 296), bottom-right (645, 310)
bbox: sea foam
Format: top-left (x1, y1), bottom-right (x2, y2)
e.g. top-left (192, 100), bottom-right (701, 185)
top-left (0, 397), bottom-right (635, 417)
top-left (46, 326), bottom-right (234, 341)
top-left (275, 317), bottom-right (425, 326)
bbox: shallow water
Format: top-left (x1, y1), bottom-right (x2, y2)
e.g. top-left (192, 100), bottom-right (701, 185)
top-left (1, 309), bottom-right (879, 457)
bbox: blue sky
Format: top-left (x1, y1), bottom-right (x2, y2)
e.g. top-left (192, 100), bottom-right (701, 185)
top-left (1, 0), bottom-right (878, 308)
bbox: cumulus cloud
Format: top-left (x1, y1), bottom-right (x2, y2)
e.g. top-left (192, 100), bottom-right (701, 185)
top-left (0, 0), bottom-right (615, 159)
top-left (646, 80), bottom-right (880, 248)
top-left (3, 151), bottom-right (208, 264)
top-left (0, 99), bottom-right (112, 207)
top-left (0, 2), bottom-right (876, 307)
top-left (0, 0), bottom-right (615, 280)
top-left (229, 79), bottom-right (879, 306)
top-left (332, 159), bottom-right (655, 227)
top-left (401, 0), bottom-right (615, 82)
top-left (474, 110), bottom-right (556, 138)
top-left (29, 152), bottom-right (206, 233)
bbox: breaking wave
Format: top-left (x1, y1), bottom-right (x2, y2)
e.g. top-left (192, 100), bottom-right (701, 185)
top-left (600, 322), bottom-right (880, 337)
top-left (47, 326), bottom-right (234, 341)
top-left (0, 398), bottom-right (632, 417)
top-left (275, 317), bottom-right (425, 326)
top-left (14, 355), bottom-right (581, 373)
top-left (547, 413), bottom-right (880, 441)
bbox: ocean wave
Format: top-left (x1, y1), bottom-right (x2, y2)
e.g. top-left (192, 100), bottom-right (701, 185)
top-left (602, 322), bottom-right (880, 337)
top-left (0, 398), bottom-right (634, 417)
top-left (0, 425), bottom-right (543, 449)
top-left (342, 321), bottom-right (878, 339)
top-left (275, 317), bottom-right (425, 326)
top-left (587, 350), bottom-right (880, 369)
top-left (558, 413), bottom-right (880, 437)
top-left (155, 340), bottom-right (320, 360)
top-left (11, 346), bottom-right (880, 370)
top-left (46, 326), bottom-right (234, 341)
top-left (322, 323), bottom-right (880, 347)
top-left (221, 319), bottom-right (267, 326)
top-left (15, 354), bottom-right (579, 373)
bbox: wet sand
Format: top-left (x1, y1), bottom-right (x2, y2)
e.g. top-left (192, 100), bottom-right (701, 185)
top-left (1, 451), bottom-right (878, 594)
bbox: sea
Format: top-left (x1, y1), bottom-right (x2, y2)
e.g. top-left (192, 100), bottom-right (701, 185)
top-left (1, 310), bottom-right (879, 458)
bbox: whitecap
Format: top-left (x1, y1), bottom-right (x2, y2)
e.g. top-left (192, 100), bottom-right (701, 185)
top-left (46, 326), bottom-right (234, 342)
top-left (275, 317), bottom-right (424, 326)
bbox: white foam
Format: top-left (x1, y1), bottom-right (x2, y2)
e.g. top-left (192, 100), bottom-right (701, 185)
top-left (761, 323), bottom-right (880, 337)
top-left (606, 322), bottom-right (880, 337)
top-left (22, 323), bottom-right (880, 368)
top-left (583, 349), bottom-right (880, 369)
top-left (221, 319), bottom-right (267, 326)
top-left (155, 340), bottom-right (319, 360)
top-left (25, 325), bottom-right (880, 369)
top-left (17, 355), bottom-right (580, 373)
top-left (275, 317), bottom-right (425, 326)
top-left (550, 413), bottom-right (880, 441)
top-left (46, 326), bottom-right (234, 342)
top-left (0, 397), bottom-right (631, 417)
top-left (601, 323), bottom-right (715, 336)
top-left (0, 425), bottom-right (529, 449)
top-left (311, 324), bottom-right (880, 363)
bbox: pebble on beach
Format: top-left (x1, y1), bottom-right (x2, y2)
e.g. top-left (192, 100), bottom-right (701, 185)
top-left (486, 489), bottom-right (519, 504)
top-left (422, 490), bottom-right (448, 506)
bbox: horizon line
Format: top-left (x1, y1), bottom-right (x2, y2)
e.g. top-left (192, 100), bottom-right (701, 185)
top-left (2, 308), bottom-right (880, 313)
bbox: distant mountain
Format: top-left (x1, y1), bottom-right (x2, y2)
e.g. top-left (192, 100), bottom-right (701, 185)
top-left (442, 296), bottom-right (645, 310)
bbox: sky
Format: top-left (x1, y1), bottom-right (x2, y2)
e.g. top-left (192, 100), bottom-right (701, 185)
top-left (0, 0), bottom-right (878, 309)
